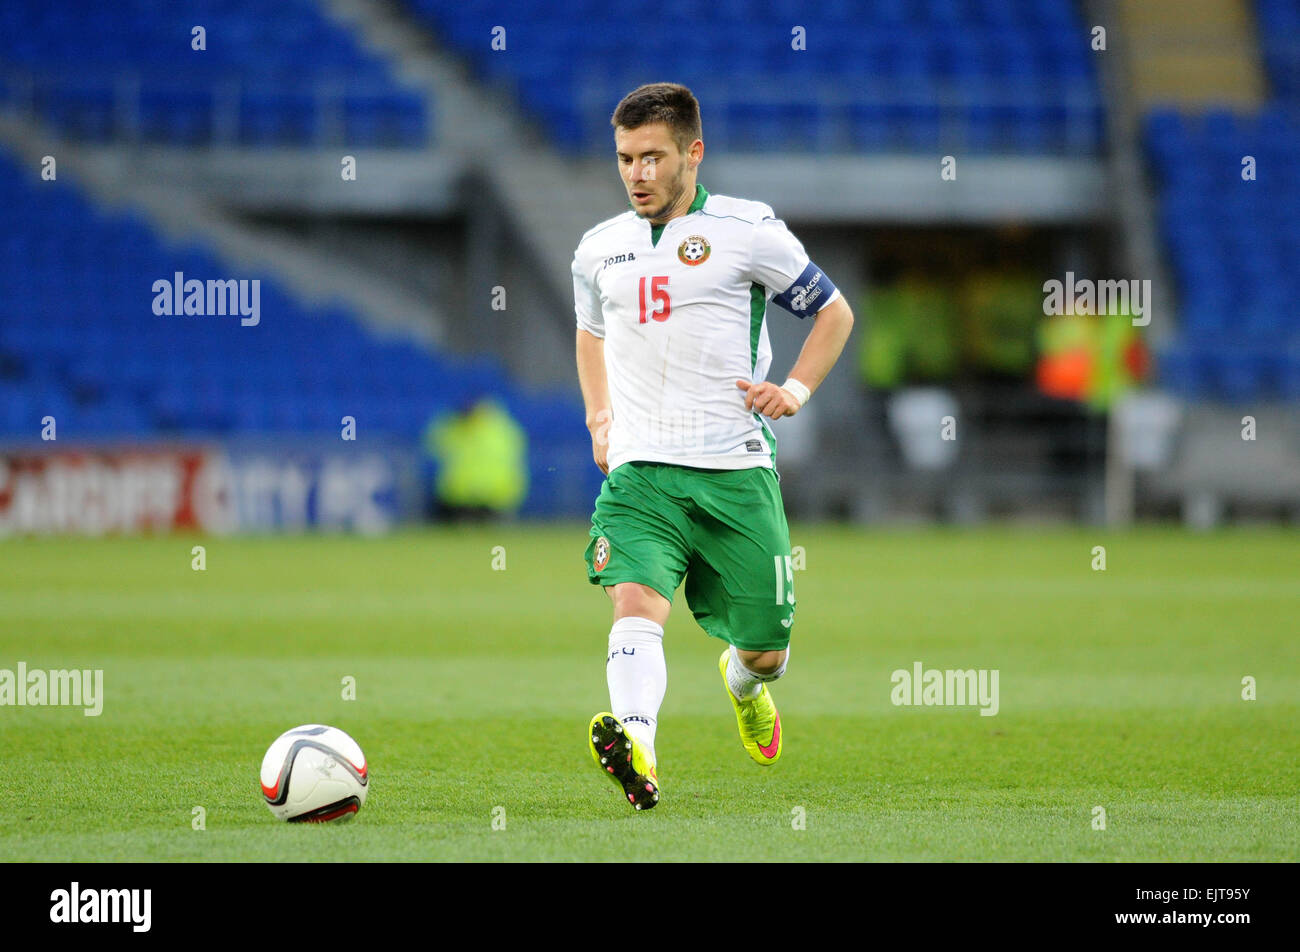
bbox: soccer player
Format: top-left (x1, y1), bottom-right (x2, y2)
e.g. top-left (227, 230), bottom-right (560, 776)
top-left (574, 83), bottom-right (854, 810)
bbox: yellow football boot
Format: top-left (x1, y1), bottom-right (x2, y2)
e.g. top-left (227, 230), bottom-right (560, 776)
top-left (719, 649), bottom-right (782, 765)
top-left (588, 712), bottom-right (659, 810)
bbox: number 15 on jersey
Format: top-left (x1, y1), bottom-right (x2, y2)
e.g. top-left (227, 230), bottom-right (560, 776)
top-left (638, 275), bottom-right (670, 324)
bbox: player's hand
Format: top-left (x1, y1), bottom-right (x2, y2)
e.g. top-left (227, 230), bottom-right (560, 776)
top-left (587, 408), bottom-right (612, 475)
top-left (736, 379), bottom-right (800, 419)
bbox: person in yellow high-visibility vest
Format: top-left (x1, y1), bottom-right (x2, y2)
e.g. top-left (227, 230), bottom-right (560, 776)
top-left (424, 397), bottom-right (528, 520)
top-left (1036, 294), bottom-right (1148, 410)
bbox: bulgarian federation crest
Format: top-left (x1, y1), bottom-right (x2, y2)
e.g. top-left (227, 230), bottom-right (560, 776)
top-left (593, 536), bottom-right (610, 571)
top-left (677, 235), bottom-right (711, 266)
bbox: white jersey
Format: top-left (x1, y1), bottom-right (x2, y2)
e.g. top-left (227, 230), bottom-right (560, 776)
top-left (573, 185), bottom-right (840, 473)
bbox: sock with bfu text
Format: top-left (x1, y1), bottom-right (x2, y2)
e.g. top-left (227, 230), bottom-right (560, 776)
top-left (606, 616), bottom-right (666, 761)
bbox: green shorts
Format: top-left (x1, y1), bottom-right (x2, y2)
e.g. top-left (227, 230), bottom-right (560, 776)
top-left (584, 462), bottom-right (796, 651)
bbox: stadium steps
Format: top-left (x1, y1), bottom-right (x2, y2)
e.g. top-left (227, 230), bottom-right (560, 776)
top-left (1077, 0), bottom-right (1181, 523)
top-left (1118, 0), bottom-right (1267, 109)
top-left (0, 111), bottom-right (441, 354)
top-left (316, 0), bottom-right (628, 328)
top-left (1080, 1), bottom-right (1175, 338)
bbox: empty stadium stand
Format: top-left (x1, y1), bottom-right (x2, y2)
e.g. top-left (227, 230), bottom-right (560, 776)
top-left (405, 0), bottom-right (1104, 154)
top-left (1144, 0), bottom-right (1300, 402)
top-left (0, 148), bottom-right (594, 514)
top-left (0, 0), bottom-right (428, 146)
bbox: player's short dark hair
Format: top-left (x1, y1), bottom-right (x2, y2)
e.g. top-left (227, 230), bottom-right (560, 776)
top-left (611, 83), bottom-right (702, 154)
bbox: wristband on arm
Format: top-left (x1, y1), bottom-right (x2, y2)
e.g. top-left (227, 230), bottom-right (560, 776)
top-left (780, 377), bottom-right (811, 409)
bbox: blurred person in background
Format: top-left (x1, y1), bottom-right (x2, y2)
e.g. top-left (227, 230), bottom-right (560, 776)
top-left (1036, 289), bottom-right (1149, 409)
top-left (423, 396), bottom-right (528, 522)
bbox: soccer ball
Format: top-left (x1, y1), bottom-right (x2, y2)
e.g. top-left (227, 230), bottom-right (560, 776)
top-left (259, 724), bottom-right (368, 822)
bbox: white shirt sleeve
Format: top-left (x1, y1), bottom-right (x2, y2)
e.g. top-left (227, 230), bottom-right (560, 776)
top-left (749, 215), bottom-right (840, 319)
top-left (573, 249), bottom-right (604, 338)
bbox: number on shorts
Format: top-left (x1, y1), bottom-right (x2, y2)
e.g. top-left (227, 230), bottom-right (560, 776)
top-left (773, 555), bottom-right (795, 607)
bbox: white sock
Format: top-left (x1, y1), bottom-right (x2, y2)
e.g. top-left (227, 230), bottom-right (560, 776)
top-left (725, 644), bottom-right (789, 701)
top-left (606, 617), bottom-right (666, 759)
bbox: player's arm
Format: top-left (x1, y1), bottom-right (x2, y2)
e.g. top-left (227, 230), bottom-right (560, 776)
top-left (576, 329), bottom-right (612, 474)
top-left (740, 294), bottom-right (855, 419)
top-left (738, 214), bottom-right (855, 419)
top-left (572, 247), bottom-right (613, 473)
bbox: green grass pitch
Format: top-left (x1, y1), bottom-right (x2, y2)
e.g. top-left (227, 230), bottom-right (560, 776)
top-left (1, 526), bottom-right (1296, 862)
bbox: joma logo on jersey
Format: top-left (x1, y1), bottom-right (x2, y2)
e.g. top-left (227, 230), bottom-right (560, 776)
top-left (602, 252), bottom-right (636, 269)
top-left (678, 235), bottom-right (710, 266)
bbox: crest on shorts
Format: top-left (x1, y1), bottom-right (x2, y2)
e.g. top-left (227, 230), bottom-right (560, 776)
top-left (678, 235), bottom-right (711, 266)
top-left (593, 536), bottom-right (610, 571)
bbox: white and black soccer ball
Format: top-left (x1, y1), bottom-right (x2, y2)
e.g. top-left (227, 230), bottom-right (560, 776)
top-left (260, 724), bottom-right (368, 822)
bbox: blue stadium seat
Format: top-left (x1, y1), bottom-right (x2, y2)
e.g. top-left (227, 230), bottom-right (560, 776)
top-left (0, 143), bottom-right (567, 512)
top-left (139, 88), bottom-right (216, 145)
top-left (1280, 351), bottom-right (1300, 399)
top-left (401, 0), bottom-right (1102, 155)
top-left (239, 89), bottom-right (321, 146)
top-left (0, 0), bottom-right (431, 148)
top-left (1146, 97), bottom-right (1300, 400)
